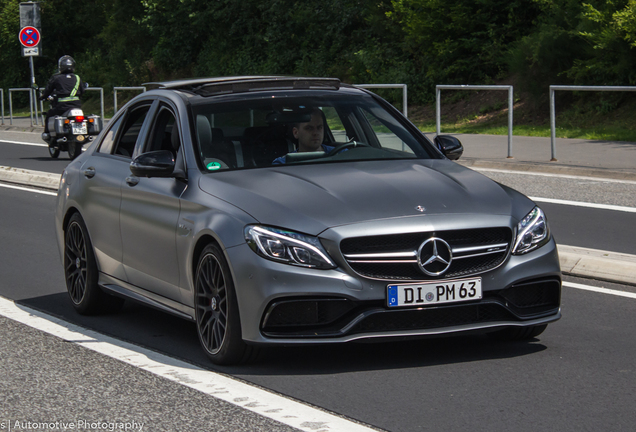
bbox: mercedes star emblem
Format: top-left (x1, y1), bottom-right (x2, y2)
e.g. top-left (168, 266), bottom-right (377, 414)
top-left (417, 237), bottom-right (453, 276)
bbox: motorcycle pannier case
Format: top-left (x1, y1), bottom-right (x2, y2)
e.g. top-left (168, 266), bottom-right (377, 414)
top-left (49, 116), bottom-right (66, 139)
top-left (87, 115), bottom-right (103, 135)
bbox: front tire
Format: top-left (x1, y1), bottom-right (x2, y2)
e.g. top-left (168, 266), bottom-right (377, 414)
top-left (194, 244), bottom-right (253, 365)
top-left (48, 143), bottom-right (60, 158)
top-left (64, 213), bottom-right (123, 314)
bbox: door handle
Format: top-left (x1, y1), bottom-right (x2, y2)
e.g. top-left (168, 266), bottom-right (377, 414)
top-left (125, 176), bottom-right (140, 187)
top-left (83, 167), bottom-right (96, 178)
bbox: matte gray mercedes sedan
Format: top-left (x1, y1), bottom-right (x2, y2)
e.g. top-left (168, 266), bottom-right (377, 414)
top-left (55, 76), bottom-right (561, 365)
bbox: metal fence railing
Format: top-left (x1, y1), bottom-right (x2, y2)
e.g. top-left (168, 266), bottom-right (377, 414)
top-left (549, 85), bottom-right (636, 161)
top-left (437, 85), bottom-right (514, 158)
top-left (4, 83), bottom-right (633, 163)
top-left (9, 88), bottom-right (35, 126)
top-left (37, 87), bottom-right (105, 126)
top-left (113, 86), bottom-right (146, 114)
top-left (355, 84), bottom-right (408, 118)
top-left (0, 89), bottom-right (4, 125)
top-left (87, 87), bottom-right (105, 121)
top-left (0, 82), bottom-right (410, 126)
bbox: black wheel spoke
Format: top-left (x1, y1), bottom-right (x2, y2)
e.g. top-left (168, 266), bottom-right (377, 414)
top-left (213, 321), bottom-right (223, 349)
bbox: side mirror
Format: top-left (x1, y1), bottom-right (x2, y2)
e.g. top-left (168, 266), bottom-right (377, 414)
top-left (434, 135), bottom-right (464, 160)
top-left (130, 150), bottom-right (175, 178)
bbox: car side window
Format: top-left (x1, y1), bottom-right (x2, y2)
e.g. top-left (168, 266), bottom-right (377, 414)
top-left (145, 107), bottom-right (179, 156)
top-left (321, 107), bottom-right (348, 142)
top-left (112, 106), bottom-right (151, 158)
top-left (361, 107), bottom-right (415, 155)
top-left (97, 115), bottom-right (123, 154)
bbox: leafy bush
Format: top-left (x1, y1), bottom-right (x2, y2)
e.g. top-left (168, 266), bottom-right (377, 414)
top-left (3, 0), bottom-right (636, 108)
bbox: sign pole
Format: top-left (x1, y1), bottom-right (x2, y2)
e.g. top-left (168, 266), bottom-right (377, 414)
top-left (19, 2), bottom-right (42, 126)
top-left (29, 56), bottom-right (38, 125)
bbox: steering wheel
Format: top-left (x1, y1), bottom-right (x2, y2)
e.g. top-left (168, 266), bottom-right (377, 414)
top-left (326, 140), bottom-right (370, 156)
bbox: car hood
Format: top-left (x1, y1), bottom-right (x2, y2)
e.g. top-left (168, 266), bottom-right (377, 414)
top-left (198, 159), bottom-right (530, 235)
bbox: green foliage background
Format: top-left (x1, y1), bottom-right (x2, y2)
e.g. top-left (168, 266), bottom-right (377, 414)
top-left (2, 0), bottom-right (636, 105)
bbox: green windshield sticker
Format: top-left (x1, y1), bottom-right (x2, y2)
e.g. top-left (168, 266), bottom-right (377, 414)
top-left (207, 162), bottom-right (222, 171)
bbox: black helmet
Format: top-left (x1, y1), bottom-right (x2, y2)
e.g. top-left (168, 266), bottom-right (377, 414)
top-left (58, 55), bottom-right (75, 73)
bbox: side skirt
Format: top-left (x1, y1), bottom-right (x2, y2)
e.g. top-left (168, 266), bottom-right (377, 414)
top-left (99, 273), bottom-right (195, 321)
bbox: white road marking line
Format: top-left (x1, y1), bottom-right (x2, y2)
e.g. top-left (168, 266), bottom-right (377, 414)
top-left (472, 167), bottom-right (636, 185)
top-left (0, 139), bottom-right (47, 147)
top-left (0, 182), bottom-right (57, 196)
top-left (529, 196), bottom-right (636, 213)
top-left (563, 281), bottom-right (636, 299)
top-left (0, 296), bottom-right (378, 432)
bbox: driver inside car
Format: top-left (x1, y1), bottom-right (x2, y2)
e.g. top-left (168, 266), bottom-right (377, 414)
top-left (272, 108), bottom-right (335, 164)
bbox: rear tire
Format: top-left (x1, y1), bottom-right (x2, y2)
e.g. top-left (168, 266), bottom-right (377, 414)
top-left (194, 244), bottom-right (255, 365)
top-left (68, 140), bottom-right (83, 160)
top-left (64, 213), bottom-right (124, 314)
top-left (489, 324), bottom-right (548, 341)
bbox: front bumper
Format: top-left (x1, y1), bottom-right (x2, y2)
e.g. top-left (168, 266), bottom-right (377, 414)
top-left (226, 235), bottom-right (561, 345)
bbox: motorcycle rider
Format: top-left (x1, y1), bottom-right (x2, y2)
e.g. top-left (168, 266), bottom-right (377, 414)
top-left (40, 55), bottom-right (86, 142)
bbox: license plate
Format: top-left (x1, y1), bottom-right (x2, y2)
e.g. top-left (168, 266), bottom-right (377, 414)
top-left (72, 122), bottom-right (87, 135)
top-left (387, 278), bottom-right (482, 308)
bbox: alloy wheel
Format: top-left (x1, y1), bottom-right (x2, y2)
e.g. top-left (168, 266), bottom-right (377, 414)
top-left (65, 221), bottom-right (87, 304)
top-left (196, 252), bottom-right (228, 355)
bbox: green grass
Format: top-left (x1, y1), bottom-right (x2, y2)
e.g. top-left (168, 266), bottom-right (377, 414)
top-left (414, 97), bottom-right (636, 142)
top-left (416, 120), bottom-right (636, 141)
top-left (6, 108), bottom-right (36, 117)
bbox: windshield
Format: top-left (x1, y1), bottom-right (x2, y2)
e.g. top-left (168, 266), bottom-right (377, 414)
top-left (190, 91), bottom-right (438, 172)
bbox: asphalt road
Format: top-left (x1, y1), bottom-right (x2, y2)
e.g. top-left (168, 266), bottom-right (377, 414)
top-left (0, 130), bottom-right (72, 173)
top-left (1, 131), bottom-right (636, 431)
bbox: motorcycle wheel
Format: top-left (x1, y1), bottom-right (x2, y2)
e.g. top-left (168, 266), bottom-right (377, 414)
top-left (48, 143), bottom-right (60, 159)
top-left (68, 141), bottom-right (83, 160)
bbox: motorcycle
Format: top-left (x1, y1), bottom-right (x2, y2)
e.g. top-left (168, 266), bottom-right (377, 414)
top-left (43, 105), bottom-right (103, 160)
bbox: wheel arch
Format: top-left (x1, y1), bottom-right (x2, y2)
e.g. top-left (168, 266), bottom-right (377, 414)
top-left (191, 234), bottom-right (223, 281)
top-left (62, 206), bottom-right (81, 232)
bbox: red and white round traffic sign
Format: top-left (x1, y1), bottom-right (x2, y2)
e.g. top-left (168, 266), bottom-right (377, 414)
top-left (19, 26), bottom-right (40, 47)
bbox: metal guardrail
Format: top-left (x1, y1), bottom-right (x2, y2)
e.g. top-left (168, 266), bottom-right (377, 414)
top-left (32, 88), bottom-right (39, 125)
top-left (549, 85), bottom-right (636, 161)
top-left (437, 85), bottom-right (514, 158)
top-left (114, 86), bottom-right (146, 114)
top-left (38, 87), bottom-right (105, 126)
top-left (4, 82), bottom-right (631, 163)
top-left (38, 89), bottom-right (45, 126)
top-left (87, 87), bottom-right (105, 121)
top-left (9, 88), bottom-right (35, 126)
top-left (355, 84), bottom-right (408, 118)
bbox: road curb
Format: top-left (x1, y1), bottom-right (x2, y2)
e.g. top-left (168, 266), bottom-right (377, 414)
top-left (1, 165), bottom-right (634, 287)
top-left (457, 158), bottom-right (636, 182)
top-left (0, 125), bottom-right (44, 133)
top-left (558, 245), bottom-right (636, 286)
top-left (0, 165), bottom-right (60, 191)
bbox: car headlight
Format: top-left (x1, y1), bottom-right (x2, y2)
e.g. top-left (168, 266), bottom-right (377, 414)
top-left (512, 206), bottom-right (550, 255)
top-left (245, 225), bottom-right (336, 269)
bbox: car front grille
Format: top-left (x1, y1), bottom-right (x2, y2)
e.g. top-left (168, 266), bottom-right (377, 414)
top-left (340, 227), bottom-right (512, 281)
